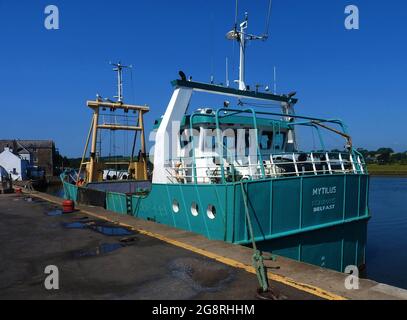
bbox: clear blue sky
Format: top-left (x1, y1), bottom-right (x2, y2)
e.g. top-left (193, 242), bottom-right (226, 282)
top-left (0, 0), bottom-right (406, 156)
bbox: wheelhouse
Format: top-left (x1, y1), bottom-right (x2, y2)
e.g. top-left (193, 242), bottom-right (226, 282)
top-left (152, 80), bottom-right (367, 185)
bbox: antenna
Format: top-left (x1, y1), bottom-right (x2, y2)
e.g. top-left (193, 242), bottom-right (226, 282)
top-left (226, 1), bottom-right (273, 91)
top-left (226, 57), bottom-right (230, 87)
top-left (234, 0), bottom-right (239, 31)
top-left (264, 0), bottom-right (273, 39)
top-left (273, 66), bottom-right (277, 94)
top-left (110, 61), bottom-right (132, 103)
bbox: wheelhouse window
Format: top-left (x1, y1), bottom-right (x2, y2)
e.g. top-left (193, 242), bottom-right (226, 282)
top-left (179, 129), bottom-right (190, 148)
top-left (260, 131), bottom-right (273, 150)
top-left (273, 132), bottom-right (285, 151)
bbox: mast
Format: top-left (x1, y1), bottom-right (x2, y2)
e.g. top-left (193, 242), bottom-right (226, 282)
top-left (238, 14), bottom-right (248, 91)
top-left (226, 1), bottom-right (272, 91)
top-left (110, 62), bottom-right (132, 103)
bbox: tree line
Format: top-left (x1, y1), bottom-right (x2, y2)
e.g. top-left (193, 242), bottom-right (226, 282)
top-left (356, 148), bottom-right (407, 165)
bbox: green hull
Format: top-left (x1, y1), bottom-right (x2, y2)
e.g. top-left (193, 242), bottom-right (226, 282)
top-left (62, 173), bottom-right (370, 272)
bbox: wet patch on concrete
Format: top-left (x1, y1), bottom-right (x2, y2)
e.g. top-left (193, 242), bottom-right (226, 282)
top-left (45, 209), bottom-right (63, 216)
top-left (127, 276), bottom-right (199, 300)
top-left (127, 257), bottom-right (237, 299)
top-left (90, 224), bottom-right (134, 236)
top-left (69, 235), bottom-right (139, 259)
top-left (63, 220), bottom-right (135, 237)
top-left (71, 243), bottom-right (124, 258)
top-left (63, 221), bottom-right (89, 229)
top-left (168, 257), bottom-right (235, 292)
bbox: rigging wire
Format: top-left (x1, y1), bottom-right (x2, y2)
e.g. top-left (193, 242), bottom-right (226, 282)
top-left (129, 66), bottom-right (138, 163)
top-left (311, 126), bottom-right (316, 151)
top-left (131, 112), bottom-right (140, 162)
top-left (264, 0), bottom-right (273, 38)
top-left (98, 126), bottom-right (102, 160)
top-left (125, 114), bottom-right (129, 158)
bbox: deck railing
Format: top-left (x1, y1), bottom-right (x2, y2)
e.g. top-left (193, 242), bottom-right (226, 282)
top-left (164, 151), bottom-right (367, 184)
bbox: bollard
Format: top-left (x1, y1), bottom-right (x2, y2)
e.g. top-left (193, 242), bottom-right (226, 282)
top-left (62, 200), bottom-right (75, 213)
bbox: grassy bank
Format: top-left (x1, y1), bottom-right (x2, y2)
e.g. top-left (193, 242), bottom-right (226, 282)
top-left (367, 164), bottom-right (407, 176)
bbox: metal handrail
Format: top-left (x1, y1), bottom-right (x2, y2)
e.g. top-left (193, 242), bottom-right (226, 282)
top-left (165, 151), bottom-right (366, 184)
top-left (186, 107), bottom-right (354, 182)
top-left (216, 108), bottom-right (267, 182)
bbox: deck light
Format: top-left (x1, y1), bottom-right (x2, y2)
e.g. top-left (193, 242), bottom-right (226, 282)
top-left (226, 30), bottom-right (239, 40)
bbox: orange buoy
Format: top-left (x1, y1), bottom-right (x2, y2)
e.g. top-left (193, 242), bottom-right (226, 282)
top-left (62, 200), bottom-right (75, 213)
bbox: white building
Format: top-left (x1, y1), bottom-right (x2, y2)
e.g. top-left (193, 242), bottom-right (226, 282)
top-left (0, 147), bottom-right (29, 181)
top-left (0, 165), bottom-right (9, 182)
top-left (0, 165), bottom-right (12, 193)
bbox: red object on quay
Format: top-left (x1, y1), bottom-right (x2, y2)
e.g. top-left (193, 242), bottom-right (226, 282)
top-left (62, 200), bottom-right (75, 213)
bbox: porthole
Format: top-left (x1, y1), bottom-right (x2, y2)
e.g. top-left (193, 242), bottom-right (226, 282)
top-left (191, 202), bottom-right (199, 216)
top-left (172, 200), bottom-right (180, 213)
top-left (207, 204), bottom-right (216, 220)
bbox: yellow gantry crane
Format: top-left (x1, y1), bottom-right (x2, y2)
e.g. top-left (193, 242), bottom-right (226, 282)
top-left (77, 63), bottom-right (150, 184)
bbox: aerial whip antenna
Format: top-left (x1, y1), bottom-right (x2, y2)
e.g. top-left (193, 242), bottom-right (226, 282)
top-left (226, 57), bottom-right (230, 87)
top-left (263, 0), bottom-right (273, 39)
top-left (273, 66), bottom-right (277, 94)
top-left (234, 0), bottom-right (239, 34)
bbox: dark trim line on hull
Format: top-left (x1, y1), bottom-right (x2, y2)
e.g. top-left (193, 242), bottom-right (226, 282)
top-left (171, 79), bottom-right (299, 104)
top-left (234, 215), bottom-right (371, 245)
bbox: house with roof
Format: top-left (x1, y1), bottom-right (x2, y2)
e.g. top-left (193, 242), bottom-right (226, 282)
top-left (0, 140), bottom-right (55, 177)
top-left (0, 147), bottom-right (29, 181)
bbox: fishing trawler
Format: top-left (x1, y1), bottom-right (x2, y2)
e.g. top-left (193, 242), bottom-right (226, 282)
top-left (62, 6), bottom-right (370, 273)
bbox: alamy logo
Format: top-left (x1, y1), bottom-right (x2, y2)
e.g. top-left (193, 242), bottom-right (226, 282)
top-left (344, 265), bottom-right (360, 290)
top-left (44, 5), bottom-right (60, 30)
top-left (345, 5), bottom-right (359, 30)
top-left (44, 265), bottom-right (59, 290)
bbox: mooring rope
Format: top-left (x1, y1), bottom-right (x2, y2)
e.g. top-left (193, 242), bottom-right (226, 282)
top-left (240, 181), bottom-right (271, 292)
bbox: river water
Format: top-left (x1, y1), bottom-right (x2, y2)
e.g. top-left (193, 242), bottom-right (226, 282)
top-left (367, 177), bottom-right (407, 289)
top-left (45, 177), bottom-right (407, 289)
